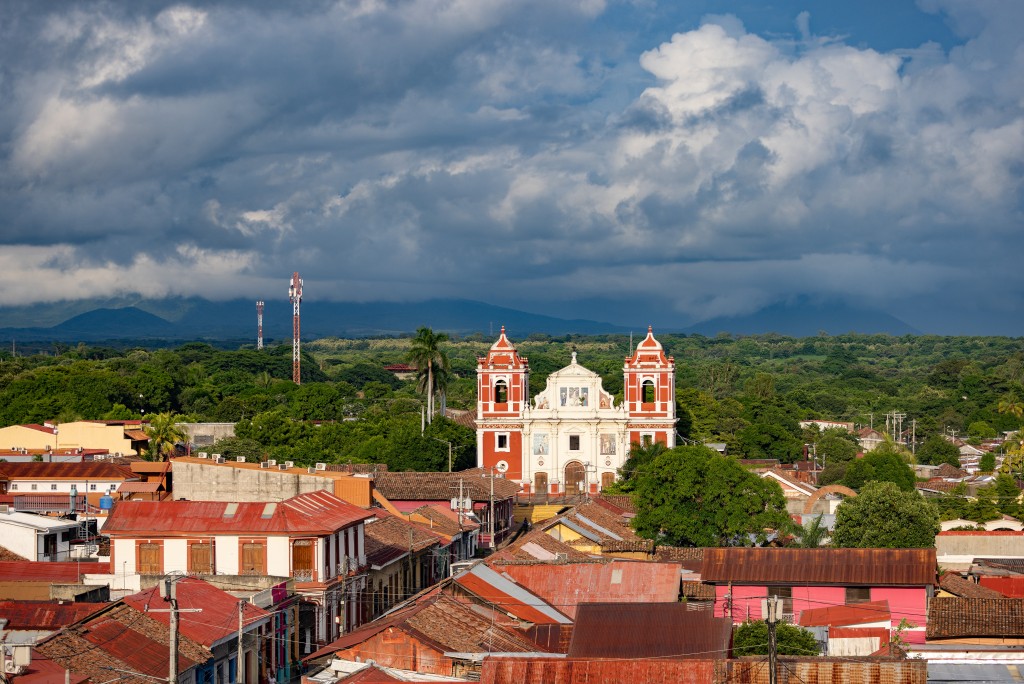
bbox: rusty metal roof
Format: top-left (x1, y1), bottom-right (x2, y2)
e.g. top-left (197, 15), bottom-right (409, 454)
top-left (455, 563), bottom-right (571, 625)
top-left (479, 657), bottom-right (717, 683)
top-left (0, 600), bottom-right (105, 629)
top-left (486, 529), bottom-right (605, 565)
top-left (797, 600), bottom-right (891, 627)
top-left (498, 562), bottom-right (681, 618)
top-left (103, 490), bottom-right (372, 536)
top-left (0, 561), bottom-right (111, 581)
top-left (568, 603), bottom-right (731, 659)
top-left (123, 577), bottom-right (269, 647)
top-left (700, 548), bottom-right (936, 586)
top-left (0, 462), bottom-right (137, 480)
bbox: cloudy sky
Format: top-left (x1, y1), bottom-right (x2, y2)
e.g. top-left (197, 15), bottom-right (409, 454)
top-left (1, 0), bottom-right (1021, 334)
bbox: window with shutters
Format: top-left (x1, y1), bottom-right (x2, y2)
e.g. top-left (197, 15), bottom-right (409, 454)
top-left (137, 542), bottom-right (162, 574)
top-left (240, 541), bottom-right (266, 575)
top-left (846, 586), bottom-right (872, 604)
top-left (189, 542), bottom-right (214, 575)
top-left (292, 540), bottom-right (313, 581)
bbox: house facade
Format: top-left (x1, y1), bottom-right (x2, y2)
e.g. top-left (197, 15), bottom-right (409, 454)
top-left (476, 326), bottom-right (675, 494)
top-left (102, 491), bottom-right (372, 645)
top-left (701, 548), bottom-right (936, 644)
top-left (0, 509), bottom-right (80, 561)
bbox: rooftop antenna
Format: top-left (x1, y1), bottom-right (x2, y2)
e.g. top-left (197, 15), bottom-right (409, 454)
top-left (288, 272), bottom-right (303, 384)
top-left (256, 300), bottom-right (265, 350)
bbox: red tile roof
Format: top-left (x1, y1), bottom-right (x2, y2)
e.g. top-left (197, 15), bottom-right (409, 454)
top-left (486, 528), bottom-right (603, 565)
top-left (927, 597), bottom-right (1024, 638)
top-left (103, 490), bottom-right (372, 536)
top-left (363, 513), bottom-right (441, 568)
top-left (798, 600), bottom-right (891, 627)
top-left (940, 572), bottom-right (1005, 598)
top-left (0, 561), bottom-right (111, 582)
top-left (0, 601), bottom-right (105, 629)
top-left (122, 577), bottom-right (269, 647)
top-left (567, 603), bottom-right (732, 659)
top-left (374, 470), bottom-right (520, 501)
top-left (498, 562), bottom-right (681, 618)
top-left (700, 548), bottom-right (936, 586)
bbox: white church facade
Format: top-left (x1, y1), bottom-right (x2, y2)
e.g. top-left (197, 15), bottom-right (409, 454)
top-left (476, 327), bottom-right (676, 495)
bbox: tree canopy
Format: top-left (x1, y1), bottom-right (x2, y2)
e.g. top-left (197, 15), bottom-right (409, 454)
top-left (631, 445), bottom-right (792, 546)
top-left (917, 435), bottom-right (961, 467)
top-left (732, 621), bottom-right (819, 657)
top-left (832, 481), bottom-right (939, 548)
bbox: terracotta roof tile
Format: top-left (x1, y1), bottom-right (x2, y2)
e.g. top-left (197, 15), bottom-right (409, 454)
top-left (363, 513), bottom-right (440, 568)
top-left (927, 597), bottom-right (1024, 638)
top-left (654, 546), bottom-right (705, 564)
top-left (939, 572), bottom-right (1005, 598)
top-left (374, 470), bottom-right (519, 501)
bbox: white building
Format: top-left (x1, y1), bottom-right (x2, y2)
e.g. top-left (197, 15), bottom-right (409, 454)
top-left (0, 508), bottom-right (79, 561)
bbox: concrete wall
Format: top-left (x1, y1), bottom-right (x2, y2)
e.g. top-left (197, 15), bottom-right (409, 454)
top-left (173, 461), bottom-right (332, 501)
top-left (179, 423), bottom-right (236, 447)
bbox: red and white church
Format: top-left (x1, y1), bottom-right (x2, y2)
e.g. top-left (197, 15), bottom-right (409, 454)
top-left (476, 326), bottom-right (676, 495)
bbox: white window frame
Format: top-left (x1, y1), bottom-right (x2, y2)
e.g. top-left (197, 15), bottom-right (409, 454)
top-left (495, 432), bottom-right (510, 452)
top-left (641, 432), bottom-right (655, 447)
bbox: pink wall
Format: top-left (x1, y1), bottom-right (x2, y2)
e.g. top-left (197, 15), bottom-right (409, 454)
top-left (715, 584), bottom-right (929, 639)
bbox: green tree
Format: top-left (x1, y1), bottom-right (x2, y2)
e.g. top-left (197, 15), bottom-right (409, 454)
top-left (917, 435), bottom-right (962, 467)
top-left (611, 440), bottom-right (668, 493)
top-left (631, 445), bottom-right (792, 546)
top-left (816, 429), bottom-right (859, 464)
top-left (998, 392), bottom-right (1024, 420)
top-left (968, 421), bottom-right (997, 439)
top-left (407, 327), bottom-right (450, 425)
top-left (797, 514), bottom-right (829, 548)
top-left (732, 621), bottom-right (819, 657)
top-left (832, 481), bottom-right (939, 548)
top-left (843, 445), bottom-right (916, 492)
top-left (143, 412), bottom-right (188, 462)
top-left (979, 452), bottom-right (996, 473)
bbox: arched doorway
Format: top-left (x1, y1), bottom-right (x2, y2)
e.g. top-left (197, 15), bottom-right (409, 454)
top-left (564, 461), bottom-right (586, 496)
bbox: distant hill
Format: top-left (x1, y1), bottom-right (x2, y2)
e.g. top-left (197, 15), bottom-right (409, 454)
top-left (681, 298), bottom-right (920, 337)
top-left (0, 295), bottom-right (923, 343)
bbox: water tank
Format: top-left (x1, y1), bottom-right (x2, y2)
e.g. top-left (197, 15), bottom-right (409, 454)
top-left (99, 495), bottom-right (114, 510)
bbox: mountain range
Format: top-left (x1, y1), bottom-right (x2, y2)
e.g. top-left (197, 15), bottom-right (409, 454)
top-left (0, 296), bottom-right (919, 343)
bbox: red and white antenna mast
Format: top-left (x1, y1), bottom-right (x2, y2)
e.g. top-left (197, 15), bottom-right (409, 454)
top-left (256, 300), bottom-right (265, 350)
top-left (288, 272), bottom-right (303, 384)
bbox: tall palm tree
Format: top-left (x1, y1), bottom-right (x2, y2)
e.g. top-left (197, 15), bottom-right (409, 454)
top-left (998, 392), bottom-right (1024, 420)
top-left (407, 327), bottom-right (449, 425)
top-left (144, 412), bottom-right (188, 462)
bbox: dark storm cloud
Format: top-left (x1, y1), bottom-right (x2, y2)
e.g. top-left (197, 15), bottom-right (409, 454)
top-left (0, 0), bottom-right (1022, 333)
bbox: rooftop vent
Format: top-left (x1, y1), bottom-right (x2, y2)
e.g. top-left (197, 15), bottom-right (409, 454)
top-left (236, 456), bottom-right (246, 463)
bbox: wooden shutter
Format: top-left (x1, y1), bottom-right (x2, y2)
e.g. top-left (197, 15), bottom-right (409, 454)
top-left (292, 540), bottom-right (313, 581)
top-left (242, 542), bottom-right (265, 575)
top-left (138, 543), bottom-right (161, 574)
top-left (190, 543), bottom-right (213, 574)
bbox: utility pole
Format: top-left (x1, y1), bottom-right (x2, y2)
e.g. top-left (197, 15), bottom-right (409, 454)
top-left (448, 441), bottom-right (452, 473)
top-left (488, 469), bottom-right (495, 550)
top-left (237, 600), bottom-right (245, 684)
top-left (339, 556), bottom-right (348, 636)
top-left (167, 578), bottom-right (179, 684)
top-left (766, 594), bottom-right (779, 684)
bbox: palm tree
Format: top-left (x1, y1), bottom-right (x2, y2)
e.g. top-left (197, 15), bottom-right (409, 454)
top-left (797, 514), bottom-right (829, 548)
top-left (998, 392), bottom-right (1024, 420)
top-left (144, 412), bottom-right (188, 461)
top-left (407, 327), bottom-right (449, 425)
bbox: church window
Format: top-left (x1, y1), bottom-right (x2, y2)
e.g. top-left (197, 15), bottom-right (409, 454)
top-left (494, 380), bottom-right (508, 404)
top-left (569, 435), bottom-right (581, 451)
top-left (641, 379), bottom-right (655, 403)
top-left (496, 433), bottom-right (509, 451)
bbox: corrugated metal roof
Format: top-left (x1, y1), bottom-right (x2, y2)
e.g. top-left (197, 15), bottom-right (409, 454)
top-left (455, 563), bottom-right (571, 625)
top-left (123, 577), bottom-right (269, 647)
top-left (0, 601), bottom-right (105, 629)
top-left (798, 600), bottom-right (891, 627)
top-left (979, 577), bottom-right (1024, 597)
top-left (567, 603), bottom-right (731, 659)
top-left (486, 529), bottom-right (602, 565)
top-left (571, 514), bottom-right (623, 541)
top-left (0, 462), bottom-right (136, 479)
top-left (700, 548), bottom-right (936, 586)
top-left (117, 482), bottom-right (162, 493)
top-left (479, 657), bottom-right (717, 683)
top-left (103, 490), bottom-right (372, 536)
top-left (557, 519), bottom-right (602, 543)
top-left (498, 562), bottom-right (681, 618)
top-left (0, 561), bottom-right (111, 581)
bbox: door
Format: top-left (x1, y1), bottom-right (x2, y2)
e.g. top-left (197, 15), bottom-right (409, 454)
top-left (564, 461), bottom-right (586, 496)
top-left (534, 472), bottom-right (548, 495)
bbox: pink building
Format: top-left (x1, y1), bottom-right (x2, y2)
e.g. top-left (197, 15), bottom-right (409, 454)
top-left (700, 548), bottom-right (935, 644)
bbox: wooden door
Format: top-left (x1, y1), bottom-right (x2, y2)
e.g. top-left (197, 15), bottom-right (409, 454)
top-left (534, 472), bottom-right (548, 495)
top-left (241, 542), bottom-right (265, 575)
top-left (564, 461), bottom-right (585, 495)
top-left (292, 540), bottom-right (313, 581)
top-left (138, 543), bottom-right (161, 574)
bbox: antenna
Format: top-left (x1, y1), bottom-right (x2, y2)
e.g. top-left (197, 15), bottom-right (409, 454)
top-left (256, 300), bottom-right (265, 350)
top-left (288, 272), bottom-right (303, 384)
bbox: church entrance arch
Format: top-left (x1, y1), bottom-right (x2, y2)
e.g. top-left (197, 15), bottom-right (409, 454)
top-left (564, 461), bottom-right (586, 496)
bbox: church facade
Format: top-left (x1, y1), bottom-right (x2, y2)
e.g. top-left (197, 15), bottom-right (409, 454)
top-left (476, 327), bottom-right (676, 495)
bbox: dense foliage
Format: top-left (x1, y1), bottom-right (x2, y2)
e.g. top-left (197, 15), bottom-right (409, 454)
top-left (0, 332), bottom-right (1022, 470)
top-left (732, 621), bottom-right (819, 657)
top-left (832, 482), bottom-right (940, 548)
top-left (631, 445), bottom-right (793, 546)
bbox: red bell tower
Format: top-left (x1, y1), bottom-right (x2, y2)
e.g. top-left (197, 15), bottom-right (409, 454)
top-left (624, 327), bottom-right (676, 448)
top-left (476, 327), bottom-right (529, 481)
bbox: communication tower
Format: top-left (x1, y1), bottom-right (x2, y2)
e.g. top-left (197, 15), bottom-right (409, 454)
top-left (256, 300), bottom-right (264, 350)
top-left (288, 273), bottom-right (303, 383)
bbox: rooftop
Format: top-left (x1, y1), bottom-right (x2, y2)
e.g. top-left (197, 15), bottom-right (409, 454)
top-left (927, 597), bottom-right (1024, 638)
top-left (700, 548), bottom-right (936, 586)
top-left (567, 602), bottom-right (732, 659)
top-left (373, 469), bottom-right (520, 501)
